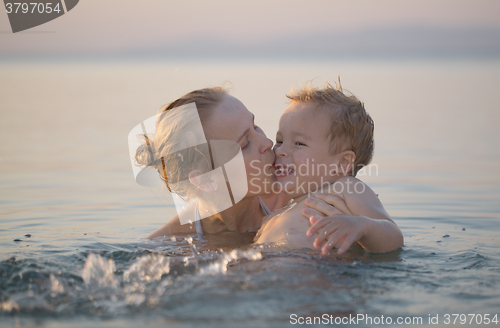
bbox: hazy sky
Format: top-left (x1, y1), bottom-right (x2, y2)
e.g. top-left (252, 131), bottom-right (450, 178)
top-left (1, 0), bottom-right (500, 58)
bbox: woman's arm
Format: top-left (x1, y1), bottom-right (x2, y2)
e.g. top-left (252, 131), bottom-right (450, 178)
top-left (301, 193), bottom-right (353, 218)
top-left (147, 214), bottom-right (196, 238)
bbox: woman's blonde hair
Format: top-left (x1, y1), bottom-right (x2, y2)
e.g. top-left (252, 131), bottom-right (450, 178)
top-left (134, 87), bottom-right (228, 200)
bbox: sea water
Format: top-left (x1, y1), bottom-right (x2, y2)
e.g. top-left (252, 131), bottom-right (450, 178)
top-left (1, 58), bottom-right (500, 327)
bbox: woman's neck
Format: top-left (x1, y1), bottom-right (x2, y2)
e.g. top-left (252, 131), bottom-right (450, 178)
top-left (200, 196), bottom-right (264, 234)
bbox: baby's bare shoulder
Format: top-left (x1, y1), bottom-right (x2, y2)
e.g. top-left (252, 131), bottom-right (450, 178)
top-left (331, 176), bottom-right (390, 219)
top-left (275, 201), bottom-right (308, 228)
top-left (333, 176), bottom-right (363, 188)
top-left (327, 176), bottom-right (377, 198)
top-left (254, 200), bottom-right (309, 244)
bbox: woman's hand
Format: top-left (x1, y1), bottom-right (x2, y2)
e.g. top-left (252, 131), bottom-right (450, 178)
top-left (301, 193), bottom-right (357, 254)
top-left (302, 183), bottom-right (403, 254)
top-left (301, 193), bottom-right (352, 219)
top-left (306, 215), bottom-right (366, 254)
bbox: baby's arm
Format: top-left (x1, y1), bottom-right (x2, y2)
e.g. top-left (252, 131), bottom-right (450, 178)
top-left (307, 177), bottom-right (403, 254)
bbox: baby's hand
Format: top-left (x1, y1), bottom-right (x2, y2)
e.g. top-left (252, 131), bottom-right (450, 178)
top-left (306, 215), bottom-right (366, 255)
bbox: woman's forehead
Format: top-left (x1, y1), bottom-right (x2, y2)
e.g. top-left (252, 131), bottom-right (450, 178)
top-left (205, 96), bottom-right (253, 140)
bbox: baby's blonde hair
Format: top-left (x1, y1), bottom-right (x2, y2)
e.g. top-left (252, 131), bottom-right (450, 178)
top-left (134, 87), bottom-right (228, 200)
top-left (287, 81), bottom-right (374, 176)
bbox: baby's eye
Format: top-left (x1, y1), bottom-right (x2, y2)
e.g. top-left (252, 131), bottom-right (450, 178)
top-left (295, 142), bottom-right (306, 146)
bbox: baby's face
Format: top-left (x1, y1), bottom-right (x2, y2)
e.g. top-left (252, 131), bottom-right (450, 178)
top-left (274, 101), bottom-right (343, 198)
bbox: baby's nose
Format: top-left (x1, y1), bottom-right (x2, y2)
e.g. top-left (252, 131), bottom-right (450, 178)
top-left (274, 144), bottom-right (287, 157)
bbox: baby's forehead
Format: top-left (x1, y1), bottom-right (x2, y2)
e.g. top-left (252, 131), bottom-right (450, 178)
top-left (284, 100), bottom-right (334, 120)
top-left (280, 102), bottom-right (332, 135)
top-left (284, 100), bottom-right (339, 119)
top-left (283, 100), bottom-right (317, 113)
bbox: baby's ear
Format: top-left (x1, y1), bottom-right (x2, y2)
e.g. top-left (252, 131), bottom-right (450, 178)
top-left (339, 151), bottom-right (356, 176)
top-left (188, 170), bottom-right (218, 192)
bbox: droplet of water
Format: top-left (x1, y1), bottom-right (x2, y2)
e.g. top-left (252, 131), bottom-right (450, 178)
top-left (50, 274), bottom-right (64, 297)
top-left (125, 293), bottom-right (146, 306)
top-left (0, 299), bottom-right (20, 312)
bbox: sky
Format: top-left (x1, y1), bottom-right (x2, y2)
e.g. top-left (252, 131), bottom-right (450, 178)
top-left (1, 0), bottom-right (500, 59)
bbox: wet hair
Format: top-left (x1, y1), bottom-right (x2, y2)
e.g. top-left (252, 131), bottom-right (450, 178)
top-left (287, 81), bottom-right (374, 176)
top-left (134, 87), bottom-right (228, 200)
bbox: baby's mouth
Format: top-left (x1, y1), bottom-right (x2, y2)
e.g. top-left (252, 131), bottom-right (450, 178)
top-left (275, 165), bottom-right (295, 177)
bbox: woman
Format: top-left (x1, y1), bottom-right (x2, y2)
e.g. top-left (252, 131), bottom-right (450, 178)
top-left (134, 87), bottom-right (345, 238)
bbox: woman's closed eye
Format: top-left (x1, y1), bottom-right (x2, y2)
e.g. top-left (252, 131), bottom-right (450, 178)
top-left (242, 125), bottom-right (264, 149)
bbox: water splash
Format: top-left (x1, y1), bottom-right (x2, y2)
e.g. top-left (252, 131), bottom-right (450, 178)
top-left (197, 249), bottom-right (262, 275)
top-left (76, 247), bottom-right (264, 308)
top-left (124, 253), bottom-right (171, 283)
top-left (81, 253), bottom-right (118, 289)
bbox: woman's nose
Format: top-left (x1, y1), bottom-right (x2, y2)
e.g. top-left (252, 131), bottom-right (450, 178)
top-left (259, 135), bottom-right (273, 154)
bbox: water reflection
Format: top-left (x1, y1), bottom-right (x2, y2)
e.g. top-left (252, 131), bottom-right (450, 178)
top-left (1, 59), bottom-right (500, 326)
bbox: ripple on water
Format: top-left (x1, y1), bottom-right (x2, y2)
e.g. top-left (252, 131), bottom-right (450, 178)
top-left (0, 224), bottom-right (499, 325)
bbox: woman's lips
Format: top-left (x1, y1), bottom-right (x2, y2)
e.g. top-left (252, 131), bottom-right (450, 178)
top-left (268, 153), bottom-right (277, 171)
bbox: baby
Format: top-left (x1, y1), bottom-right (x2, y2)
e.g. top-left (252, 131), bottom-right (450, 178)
top-left (255, 82), bottom-right (403, 254)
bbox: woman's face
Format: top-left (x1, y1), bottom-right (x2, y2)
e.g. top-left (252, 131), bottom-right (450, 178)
top-left (203, 95), bottom-right (277, 196)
